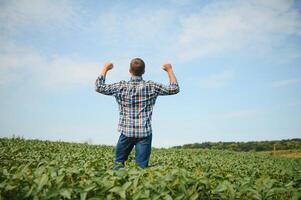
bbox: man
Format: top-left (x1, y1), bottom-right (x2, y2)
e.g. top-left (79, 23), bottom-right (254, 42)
top-left (95, 58), bottom-right (179, 169)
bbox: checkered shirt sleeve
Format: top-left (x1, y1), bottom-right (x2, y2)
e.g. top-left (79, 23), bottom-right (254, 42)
top-left (95, 75), bottom-right (179, 137)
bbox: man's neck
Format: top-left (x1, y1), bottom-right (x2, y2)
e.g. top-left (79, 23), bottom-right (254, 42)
top-left (130, 75), bottom-right (143, 81)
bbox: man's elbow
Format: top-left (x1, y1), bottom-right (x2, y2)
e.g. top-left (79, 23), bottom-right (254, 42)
top-left (175, 87), bottom-right (180, 94)
top-left (174, 87), bottom-right (180, 94)
top-left (95, 86), bottom-right (100, 93)
top-left (95, 86), bottom-right (113, 96)
top-left (95, 86), bottom-right (104, 94)
top-left (169, 86), bottom-right (180, 95)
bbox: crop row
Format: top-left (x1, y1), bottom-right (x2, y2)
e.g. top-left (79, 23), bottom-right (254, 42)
top-left (0, 138), bottom-right (300, 199)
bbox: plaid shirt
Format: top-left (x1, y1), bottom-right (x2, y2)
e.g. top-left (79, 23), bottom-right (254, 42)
top-left (95, 75), bottom-right (179, 138)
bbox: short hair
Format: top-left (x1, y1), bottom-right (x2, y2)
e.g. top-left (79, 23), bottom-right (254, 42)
top-left (130, 58), bottom-right (145, 76)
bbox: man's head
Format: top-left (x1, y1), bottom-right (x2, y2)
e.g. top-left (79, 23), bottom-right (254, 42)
top-left (130, 58), bottom-right (145, 76)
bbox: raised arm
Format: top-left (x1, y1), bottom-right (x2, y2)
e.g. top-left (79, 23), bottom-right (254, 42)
top-left (163, 63), bottom-right (178, 84)
top-left (153, 63), bottom-right (180, 96)
top-left (100, 62), bottom-right (113, 77)
top-left (95, 62), bottom-right (120, 96)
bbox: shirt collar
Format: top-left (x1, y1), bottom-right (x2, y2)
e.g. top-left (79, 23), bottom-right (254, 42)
top-left (130, 75), bottom-right (143, 81)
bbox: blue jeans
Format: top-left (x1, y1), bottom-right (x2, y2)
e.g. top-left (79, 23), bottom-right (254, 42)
top-left (114, 133), bottom-right (152, 169)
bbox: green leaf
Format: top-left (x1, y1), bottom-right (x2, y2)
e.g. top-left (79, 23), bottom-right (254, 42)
top-left (292, 191), bottom-right (301, 200)
top-left (110, 186), bottom-right (126, 199)
top-left (36, 173), bottom-right (48, 192)
top-left (60, 188), bottom-right (72, 199)
top-left (5, 184), bottom-right (16, 191)
top-left (214, 183), bottom-right (227, 193)
top-left (80, 192), bottom-right (87, 200)
top-left (84, 185), bottom-right (96, 192)
top-left (25, 185), bottom-right (35, 197)
top-left (163, 194), bottom-right (173, 200)
top-left (190, 192), bottom-right (199, 200)
top-left (122, 182), bottom-right (131, 190)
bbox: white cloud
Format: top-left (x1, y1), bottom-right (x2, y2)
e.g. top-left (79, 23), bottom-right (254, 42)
top-left (88, 8), bottom-right (176, 47)
top-left (89, 0), bottom-right (301, 64)
top-left (37, 57), bottom-right (99, 90)
top-left (199, 70), bottom-right (235, 89)
top-left (0, 40), bottom-right (142, 90)
top-left (1, 0), bottom-right (301, 90)
top-left (271, 78), bottom-right (301, 87)
top-left (0, 0), bottom-right (83, 89)
top-left (168, 0), bottom-right (301, 62)
top-left (0, 41), bottom-right (100, 90)
top-left (0, 0), bottom-right (81, 37)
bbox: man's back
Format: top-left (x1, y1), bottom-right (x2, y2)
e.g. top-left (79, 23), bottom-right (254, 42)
top-left (95, 58), bottom-right (179, 169)
top-left (96, 75), bottom-right (179, 138)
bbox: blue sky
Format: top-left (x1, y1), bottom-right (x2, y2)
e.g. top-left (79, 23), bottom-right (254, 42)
top-left (0, 0), bottom-right (301, 147)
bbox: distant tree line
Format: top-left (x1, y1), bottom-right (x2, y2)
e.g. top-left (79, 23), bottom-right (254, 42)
top-left (172, 138), bottom-right (301, 152)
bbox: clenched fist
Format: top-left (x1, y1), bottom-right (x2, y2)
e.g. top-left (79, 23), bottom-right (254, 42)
top-left (103, 62), bottom-right (113, 71)
top-left (100, 62), bottom-right (114, 76)
top-left (162, 63), bottom-right (173, 72)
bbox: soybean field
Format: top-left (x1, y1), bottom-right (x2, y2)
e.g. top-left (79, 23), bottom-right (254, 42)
top-left (0, 138), bottom-right (300, 199)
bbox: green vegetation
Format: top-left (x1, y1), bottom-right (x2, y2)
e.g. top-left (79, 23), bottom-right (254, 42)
top-left (172, 138), bottom-right (301, 152)
top-left (1, 138), bottom-right (301, 199)
top-left (260, 150), bottom-right (301, 158)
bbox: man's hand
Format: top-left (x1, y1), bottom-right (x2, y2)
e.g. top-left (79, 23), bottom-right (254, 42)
top-left (100, 62), bottom-right (113, 76)
top-left (162, 63), bottom-right (177, 84)
top-left (103, 62), bottom-right (113, 71)
top-left (162, 63), bottom-right (172, 72)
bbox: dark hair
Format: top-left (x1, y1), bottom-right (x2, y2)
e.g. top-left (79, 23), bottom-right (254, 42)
top-left (130, 58), bottom-right (145, 76)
